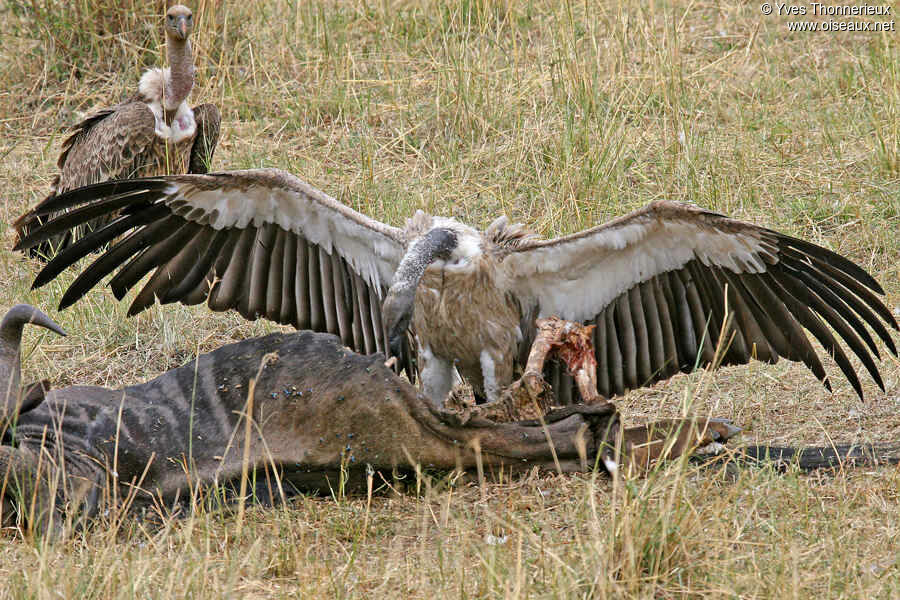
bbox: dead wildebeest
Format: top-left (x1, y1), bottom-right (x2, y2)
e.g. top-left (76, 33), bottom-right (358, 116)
top-left (1, 305), bottom-right (897, 536)
top-left (0, 304), bottom-right (751, 535)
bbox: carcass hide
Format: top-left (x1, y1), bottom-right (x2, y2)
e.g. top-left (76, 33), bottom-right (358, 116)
top-left (0, 305), bottom-right (739, 533)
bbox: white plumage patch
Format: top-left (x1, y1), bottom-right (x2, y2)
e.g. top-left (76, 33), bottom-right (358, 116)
top-left (505, 215), bottom-right (772, 323)
top-left (138, 68), bottom-right (167, 103)
top-left (139, 68), bottom-right (196, 142)
top-left (452, 232), bottom-right (483, 262)
top-left (146, 100), bottom-right (171, 139)
top-left (169, 102), bottom-right (196, 143)
top-left (479, 350), bottom-right (498, 401)
top-left (164, 173), bottom-right (405, 292)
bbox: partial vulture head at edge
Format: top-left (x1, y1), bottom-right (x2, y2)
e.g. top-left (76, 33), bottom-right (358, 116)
top-left (165, 5), bottom-right (194, 41)
top-left (0, 305), bottom-right (66, 421)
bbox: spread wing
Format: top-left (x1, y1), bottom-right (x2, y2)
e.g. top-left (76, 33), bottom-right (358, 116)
top-left (504, 200), bottom-right (898, 400)
top-left (15, 169), bottom-right (413, 370)
top-left (14, 101), bottom-right (159, 257)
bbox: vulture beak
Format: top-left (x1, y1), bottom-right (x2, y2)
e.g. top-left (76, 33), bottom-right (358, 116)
top-left (176, 16), bottom-right (190, 40)
top-left (383, 290), bottom-right (414, 359)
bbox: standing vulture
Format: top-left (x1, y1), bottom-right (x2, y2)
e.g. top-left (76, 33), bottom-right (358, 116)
top-left (14, 169), bottom-right (899, 406)
top-left (14, 5), bottom-right (220, 259)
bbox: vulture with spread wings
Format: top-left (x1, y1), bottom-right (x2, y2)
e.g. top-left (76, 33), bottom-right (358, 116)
top-left (14, 169), bottom-right (898, 406)
top-left (14, 5), bottom-right (220, 259)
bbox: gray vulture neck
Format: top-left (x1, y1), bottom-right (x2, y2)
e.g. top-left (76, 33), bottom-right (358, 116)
top-left (384, 227), bottom-right (459, 355)
top-left (164, 36), bottom-right (194, 115)
top-left (0, 305), bottom-right (65, 424)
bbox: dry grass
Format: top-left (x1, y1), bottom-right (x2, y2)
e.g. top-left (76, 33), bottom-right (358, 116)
top-left (0, 0), bottom-right (899, 597)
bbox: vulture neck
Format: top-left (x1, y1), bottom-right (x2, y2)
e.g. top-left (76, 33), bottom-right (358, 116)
top-left (164, 36), bottom-right (194, 116)
top-left (0, 305), bottom-right (65, 425)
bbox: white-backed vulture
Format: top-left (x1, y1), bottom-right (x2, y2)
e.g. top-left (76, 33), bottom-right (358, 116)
top-left (14, 5), bottom-right (220, 259)
top-left (14, 169), bottom-right (899, 406)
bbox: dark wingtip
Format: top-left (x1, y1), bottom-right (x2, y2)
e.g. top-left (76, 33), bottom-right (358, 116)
top-left (780, 235), bottom-right (885, 295)
top-left (126, 296), bottom-right (153, 317)
top-left (29, 177), bottom-right (171, 218)
top-left (112, 285), bottom-right (129, 301)
top-left (57, 292), bottom-right (79, 312)
top-left (12, 235), bottom-right (30, 253)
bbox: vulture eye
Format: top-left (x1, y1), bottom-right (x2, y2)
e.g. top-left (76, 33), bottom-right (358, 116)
top-left (168, 15), bottom-right (174, 21)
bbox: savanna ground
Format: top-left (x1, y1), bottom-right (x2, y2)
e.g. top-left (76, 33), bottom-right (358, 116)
top-left (0, 0), bottom-right (899, 597)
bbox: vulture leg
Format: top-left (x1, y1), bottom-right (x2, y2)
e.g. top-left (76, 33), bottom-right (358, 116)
top-left (419, 345), bottom-right (454, 407)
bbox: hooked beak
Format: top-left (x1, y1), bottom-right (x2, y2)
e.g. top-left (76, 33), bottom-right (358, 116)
top-left (384, 290), bottom-right (414, 359)
top-left (176, 16), bottom-right (189, 40)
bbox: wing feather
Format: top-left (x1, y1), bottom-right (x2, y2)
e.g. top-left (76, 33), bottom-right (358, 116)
top-left (279, 233), bottom-right (298, 325)
top-left (677, 268), bottom-right (717, 365)
top-left (242, 223), bottom-right (277, 319)
top-left (628, 287), bottom-right (652, 386)
top-left (265, 227), bottom-right (286, 320)
top-left (18, 171), bottom-right (408, 368)
top-left (293, 238), bottom-right (311, 330)
top-left (307, 244), bottom-right (325, 331)
top-left (110, 222), bottom-right (200, 305)
top-left (649, 277), bottom-right (679, 378)
top-left (638, 281), bottom-right (666, 379)
top-left (330, 252), bottom-right (354, 346)
top-left (129, 227), bottom-right (216, 314)
top-left (164, 228), bottom-right (229, 303)
top-left (506, 200), bottom-right (897, 400)
top-left (32, 204), bottom-right (170, 293)
top-left (719, 269), bottom-right (774, 363)
top-left (353, 271), bottom-right (377, 354)
top-left (604, 308), bottom-right (624, 396)
top-left (774, 265), bottom-right (882, 393)
top-left (780, 248), bottom-right (888, 355)
top-left (319, 246), bottom-right (338, 335)
top-left (15, 102), bottom-right (161, 257)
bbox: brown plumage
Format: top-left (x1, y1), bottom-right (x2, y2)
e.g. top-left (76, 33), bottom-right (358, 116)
top-left (14, 169), bottom-right (899, 407)
top-left (14, 5), bottom-right (220, 259)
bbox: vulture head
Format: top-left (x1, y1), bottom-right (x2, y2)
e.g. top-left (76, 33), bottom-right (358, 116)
top-left (165, 5), bottom-right (194, 41)
top-left (0, 305), bottom-right (66, 425)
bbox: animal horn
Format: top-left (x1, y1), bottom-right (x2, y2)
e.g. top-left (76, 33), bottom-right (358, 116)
top-left (382, 228), bottom-right (458, 357)
top-left (0, 304), bottom-right (66, 423)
